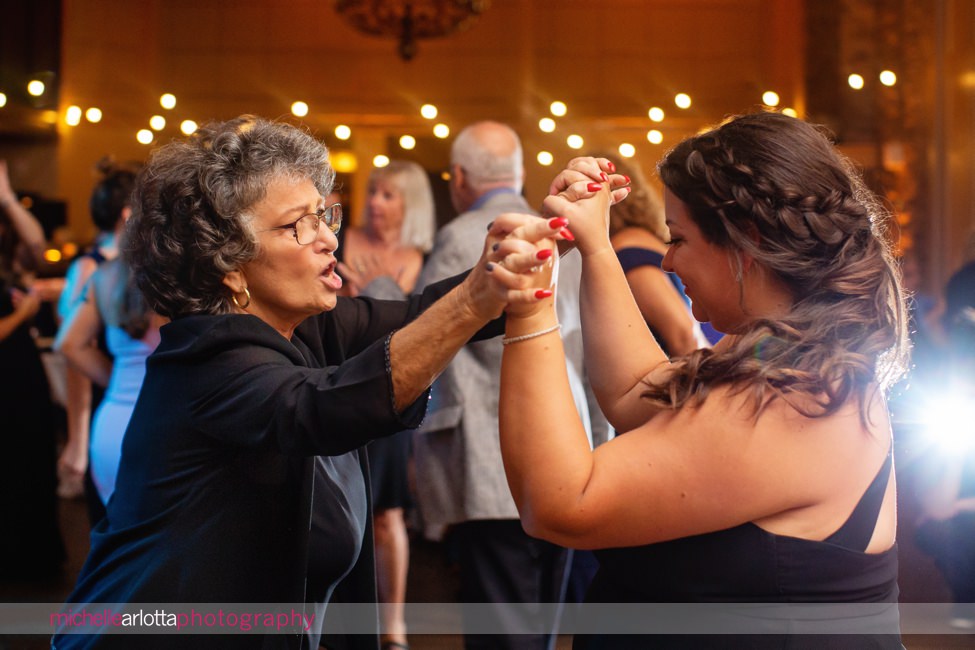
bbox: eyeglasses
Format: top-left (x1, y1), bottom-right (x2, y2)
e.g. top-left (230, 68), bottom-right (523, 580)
top-left (260, 203), bottom-right (343, 245)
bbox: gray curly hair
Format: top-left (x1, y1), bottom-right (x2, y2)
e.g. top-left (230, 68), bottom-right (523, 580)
top-left (124, 115), bottom-right (334, 319)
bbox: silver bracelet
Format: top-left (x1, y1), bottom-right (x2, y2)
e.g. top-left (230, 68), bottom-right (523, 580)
top-left (501, 323), bottom-right (561, 346)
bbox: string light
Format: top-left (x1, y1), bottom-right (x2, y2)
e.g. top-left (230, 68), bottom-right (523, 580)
top-left (648, 107), bottom-right (665, 122)
top-left (675, 93), bottom-right (692, 109)
top-left (27, 80), bottom-right (45, 96)
top-left (85, 107), bottom-right (102, 123)
top-left (550, 101), bottom-right (567, 117)
top-left (399, 134), bottom-right (416, 150)
top-left (136, 129), bottom-right (154, 144)
top-left (536, 151), bottom-right (554, 166)
top-left (762, 91), bottom-right (780, 106)
top-left (566, 134), bottom-right (584, 150)
top-left (334, 125), bottom-right (352, 140)
top-left (647, 130), bottom-right (663, 145)
top-left (149, 115), bottom-right (166, 130)
top-left (0, 93), bottom-right (6, 108)
top-left (538, 117), bottom-right (556, 133)
top-left (420, 104), bottom-right (438, 119)
top-left (180, 120), bottom-right (198, 135)
top-left (373, 155), bottom-right (390, 168)
top-left (65, 105), bottom-right (82, 126)
top-left (291, 101), bottom-right (309, 117)
top-left (618, 143), bottom-right (636, 158)
top-left (330, 151), bottom-right (358, 173)
top-left (433, 123), bottom-right (450, 138)
top-left (879, 70), bottom-right (897, 86)
top-left (848, 74), bottom-right (865, 90)
top-left (160, 93), bottom-right (177, 109)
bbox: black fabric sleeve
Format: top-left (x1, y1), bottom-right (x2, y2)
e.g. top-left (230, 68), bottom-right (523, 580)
top-left (300, 269), bottom-right (504, 360)
top-left (190, 334), bottom-right (426, 456)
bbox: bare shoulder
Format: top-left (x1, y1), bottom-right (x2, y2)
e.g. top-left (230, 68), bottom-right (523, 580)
top-left (623, 384), bottom-right (889, 509)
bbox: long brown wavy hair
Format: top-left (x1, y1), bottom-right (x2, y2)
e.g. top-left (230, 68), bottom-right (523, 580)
top-left (649, 111), bottom-right (910, 419)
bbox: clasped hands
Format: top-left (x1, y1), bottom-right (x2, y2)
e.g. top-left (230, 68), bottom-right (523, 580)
top-left (479, 157), bottom-right (630, 317)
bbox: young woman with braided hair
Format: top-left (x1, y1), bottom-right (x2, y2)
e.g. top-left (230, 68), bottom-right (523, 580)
top-left (494, 111), bottom-right (910, 648)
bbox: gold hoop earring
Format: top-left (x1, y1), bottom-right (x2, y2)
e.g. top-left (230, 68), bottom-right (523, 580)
top-left (232, 287), bottom-right (251, 309)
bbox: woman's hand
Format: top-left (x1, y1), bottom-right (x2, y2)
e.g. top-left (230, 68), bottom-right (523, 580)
top-left (337, 253), bottom-right (404, 297)
top-left (543, 157), bottom-right (629, 257)
top-left (11, 287), bottom-right (42, 319)
top-left (459, 213), bottom-right (568, 321)
top-left (547, 156), bottom-right (630, 204)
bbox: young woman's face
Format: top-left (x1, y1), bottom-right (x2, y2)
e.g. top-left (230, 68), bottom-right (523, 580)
top-left (366, 177), bottom-right (405, 232)
top-left (240, 175), bottom-right (342, 335)
top-left (661, 189), bottom-right (744, 334)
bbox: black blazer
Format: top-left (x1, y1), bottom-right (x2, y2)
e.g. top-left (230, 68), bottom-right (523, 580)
top-left (53, 272), bottom-right (499, 650)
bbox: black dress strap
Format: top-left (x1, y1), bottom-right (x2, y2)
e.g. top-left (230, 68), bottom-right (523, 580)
top-left (824, 447), bottom-right (893, 551)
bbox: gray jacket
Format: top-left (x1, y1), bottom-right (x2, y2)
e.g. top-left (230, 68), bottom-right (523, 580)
top-left (413, 191), bottom-right (609, 527)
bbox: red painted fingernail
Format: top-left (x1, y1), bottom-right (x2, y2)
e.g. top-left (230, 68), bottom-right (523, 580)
top-left (587, 182), bottom-right (602, 192)
top-left (600, 172), bottom-right (608, 182)
top-left (535, 289), bottom-right (553, 299)
top-left (559, 228), bottom-right (575, 242)
top-left (624, 175), bottom-right (631, 184)
top-left (607, 161), bottom-right (616, 172)
top-left (536, 249), bottom-right (553, 261)
top-left (548, 217), bottom-right (568, 229)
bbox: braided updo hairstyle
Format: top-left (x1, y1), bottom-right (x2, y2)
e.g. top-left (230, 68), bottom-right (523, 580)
top-left (651, 111), bottom-right (909, 419)
top-left (124, 115), bottom-right (334, 319)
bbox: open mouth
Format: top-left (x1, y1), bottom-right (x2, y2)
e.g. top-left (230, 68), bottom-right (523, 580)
top-left (321, 260), bottom-right (343, 290)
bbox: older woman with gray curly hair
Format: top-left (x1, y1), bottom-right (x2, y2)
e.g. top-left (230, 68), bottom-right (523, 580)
top-left (53, 115), bottom-right (563, 650)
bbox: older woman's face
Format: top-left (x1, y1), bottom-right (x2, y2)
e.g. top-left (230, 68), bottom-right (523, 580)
top-left (240, 175), bottom-right (342, 335)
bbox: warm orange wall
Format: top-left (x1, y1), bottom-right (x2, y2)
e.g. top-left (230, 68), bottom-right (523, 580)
top-left (54, 0), bottom-right (804, 240)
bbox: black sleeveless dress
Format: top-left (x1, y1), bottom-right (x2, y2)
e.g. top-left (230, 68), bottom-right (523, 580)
top-left (574, 450), bottom-right (902, 649)
top-left (0, 278), bottom-right (65, 578)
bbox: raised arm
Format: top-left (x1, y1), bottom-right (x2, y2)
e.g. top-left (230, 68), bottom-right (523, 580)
top-left (543, 166), bottom-right (672, 431)
top-left (494, 213), bottom-right (892, 550)
top-left (387, 212), bottom-right (564, 411)
top-left (0, 160), bottom-right (46, 266)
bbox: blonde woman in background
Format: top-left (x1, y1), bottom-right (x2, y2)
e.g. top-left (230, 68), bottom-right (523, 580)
top-left (338, 160), bottom-right (435, 299)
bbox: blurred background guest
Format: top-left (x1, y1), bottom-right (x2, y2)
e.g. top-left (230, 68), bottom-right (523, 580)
top-left (0, 159), bottom-right (65, 580)
top-left (55, 253), bottom-right (164, 506)
top-left (337, 160), bottom-right (435, 298)
top-left (55, 158), bottom-right (140, 523)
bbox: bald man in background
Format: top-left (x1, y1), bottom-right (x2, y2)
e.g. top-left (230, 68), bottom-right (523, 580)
top-left (413, 121), bottom-right (608, 650)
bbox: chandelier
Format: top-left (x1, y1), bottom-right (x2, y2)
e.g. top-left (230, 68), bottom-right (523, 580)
top-left (334, 0), bottom-right (490, 61)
